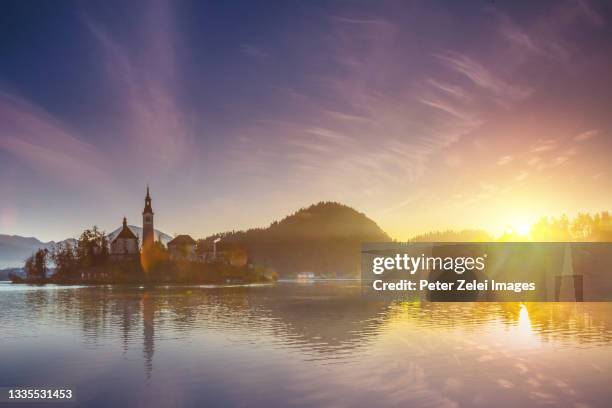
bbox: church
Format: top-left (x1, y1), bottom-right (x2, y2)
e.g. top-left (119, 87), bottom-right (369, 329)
top-left (110, 186), bottom-right (155, 260)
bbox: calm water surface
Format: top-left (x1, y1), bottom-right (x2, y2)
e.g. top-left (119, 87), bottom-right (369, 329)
top-left (0, 281), bottom-right (611, 407)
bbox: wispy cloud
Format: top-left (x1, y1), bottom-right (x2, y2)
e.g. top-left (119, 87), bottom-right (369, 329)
top-left (427, 79), bottom-right (471, 101)
top-left (530, 139), bottom-right (558, 153)
top-left (433, 52), bottom-right (533, 102)
top-left (418, 98), bottom-right (474, 122)
top-left (499, 17), bottom-right (541, 54)
top-left (527, 156), bottom-right (541, 167)
top-left (0, 93), bottom-right (109, 185)
top-left (83, 2), bottom-right (195, 170)
top-left (515, 171), bottom-right (529, 182)
top-left (573, 129), bottom-right (599, 142)
top-left (229, 15), bottom-right (480, 197)
top-left (496, 0), bottom-right (606, 63)
top-left (497, 155), bottom-right (514, 166)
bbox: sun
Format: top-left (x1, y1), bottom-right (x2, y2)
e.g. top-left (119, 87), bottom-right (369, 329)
top-left (503, 222), bottom-right (532, 237)
top-left (515, 223), bottom-right (531, 236)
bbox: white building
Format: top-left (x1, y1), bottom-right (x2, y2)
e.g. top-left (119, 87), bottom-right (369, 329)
top-left (110, 217), bottom-right (139, 260)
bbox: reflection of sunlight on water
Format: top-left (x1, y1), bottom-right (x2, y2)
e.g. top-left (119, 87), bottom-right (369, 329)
top-left (492, 303), bottom-right (538, 348)
top-left (380, 301), bottom-right (545, 350)
top-left (507, 303), bottom-right (540, 348)
top-left (518, 304), bottom-right (532, 334)
top-left (1, 284), bottom-right (612, 408)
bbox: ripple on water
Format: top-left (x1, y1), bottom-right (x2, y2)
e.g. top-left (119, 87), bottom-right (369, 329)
top-left (0, 282), bottom-right (611, 407)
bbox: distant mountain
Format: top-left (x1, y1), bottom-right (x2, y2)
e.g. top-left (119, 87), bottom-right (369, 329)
top-left (200, 201), bottom-right (391, 277)
top-left (0, 267), bottom-right (25, 280)
top-left (0, 235), bottom-right (57, 269)
top-left (0, 227), bottom-right (172, 269)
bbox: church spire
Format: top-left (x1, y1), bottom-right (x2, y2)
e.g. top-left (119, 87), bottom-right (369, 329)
top-left (142, 185), bottom-right (155, 249)
top-left (143, 185), bottom-right (153, 214)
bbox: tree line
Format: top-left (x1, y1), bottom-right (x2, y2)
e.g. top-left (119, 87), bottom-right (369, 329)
top-left (409, 212), bottom-right (612, 243)
top-left (25, 226), bottom-right (111, 281)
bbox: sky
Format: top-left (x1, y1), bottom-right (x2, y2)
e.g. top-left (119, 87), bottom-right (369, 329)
top-left (1, 0), bottom-right (611, 242)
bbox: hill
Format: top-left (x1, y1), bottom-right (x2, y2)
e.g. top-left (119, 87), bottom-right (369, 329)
top-left (199, 202), bottom-right (391, 277)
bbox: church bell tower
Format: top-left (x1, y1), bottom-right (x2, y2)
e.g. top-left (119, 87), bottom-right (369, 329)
top-left (142, 185), bottom-right (154, 250)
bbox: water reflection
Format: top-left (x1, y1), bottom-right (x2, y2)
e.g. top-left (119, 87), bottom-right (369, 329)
top-left (142, 292), bottom-right (154, 379)
top-left (0, 282), bottom-right (611, 407)
top-left (4, 282), bottom-right (612, 359)
top-left (517, 304), bottom-right (532, 334)
top-left (4, 282), bottom-right (612, 350)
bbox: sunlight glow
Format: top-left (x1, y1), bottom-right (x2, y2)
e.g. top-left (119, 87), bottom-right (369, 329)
top-left (503, 221), bottom-right (532, 239)
top-left (515, 223), bottom-right (531, 236)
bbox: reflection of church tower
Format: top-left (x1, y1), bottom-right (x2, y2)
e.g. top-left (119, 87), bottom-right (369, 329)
top-left (141, 292), bottom-right (155, 380)
top-left (142, 186), bottom-right (154, 250)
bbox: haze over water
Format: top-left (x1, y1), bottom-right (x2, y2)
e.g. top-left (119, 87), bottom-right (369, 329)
top-left (0, 281), bottom-right (610, 407)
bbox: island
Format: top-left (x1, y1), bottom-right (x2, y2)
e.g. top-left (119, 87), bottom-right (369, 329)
top-left (11, 187), bottom-right (272, 285)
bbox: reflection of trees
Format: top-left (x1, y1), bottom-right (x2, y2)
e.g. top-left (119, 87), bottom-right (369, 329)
top-left (146, 284), bottom-right (390, 359)
top-left (254, 283), bottom-right (388, 358)
top-left (23, 289), bottom-right (50, 311)
top-left (30, 284), bottom-right (390, 366)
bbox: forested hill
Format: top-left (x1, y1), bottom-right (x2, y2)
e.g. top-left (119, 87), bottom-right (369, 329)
top-left (199, 202), bottom-right (391, 277)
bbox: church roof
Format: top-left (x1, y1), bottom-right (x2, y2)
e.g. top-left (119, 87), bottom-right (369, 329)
top-left (168, 235), bottom-right (196, 246)
top-left (113, 217), bottom-right (138, 241)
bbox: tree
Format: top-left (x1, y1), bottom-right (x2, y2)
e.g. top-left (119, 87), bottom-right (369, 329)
top-left (25, 248), bottom-right (49, 281)
top-left (48, 227), bottom-right (110, 281)
top-left (76, 226), bottom-right (109, 268)
top-left (531, 216), bottom-right (572, 241)
top-left (52, 241), bottom-right (79, 279)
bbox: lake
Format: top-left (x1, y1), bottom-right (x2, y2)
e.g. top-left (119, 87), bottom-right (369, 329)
top-left (0, 281), bottom-right (611, 407)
